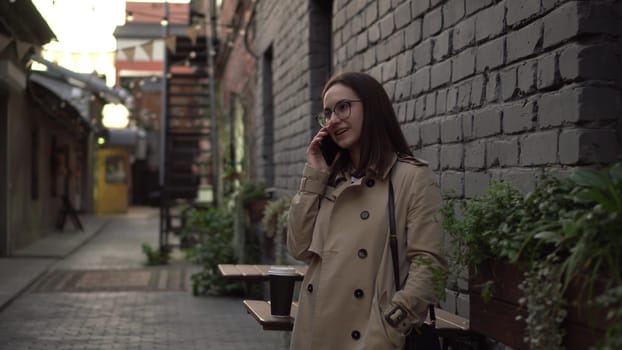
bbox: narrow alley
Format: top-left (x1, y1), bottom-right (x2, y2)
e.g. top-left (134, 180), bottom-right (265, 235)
top-left (0, 207), bottom-right (284, 350)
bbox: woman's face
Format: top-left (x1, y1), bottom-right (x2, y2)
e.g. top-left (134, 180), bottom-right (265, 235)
top-left (322, 83), bottom-right (363, 154)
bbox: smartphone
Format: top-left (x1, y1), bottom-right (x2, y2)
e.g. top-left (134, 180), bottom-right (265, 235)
top-left (319, 135), bottom-right (343, 166)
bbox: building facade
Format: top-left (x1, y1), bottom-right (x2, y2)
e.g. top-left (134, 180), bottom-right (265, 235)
top-left (247, 0), bottom-right (622, 318)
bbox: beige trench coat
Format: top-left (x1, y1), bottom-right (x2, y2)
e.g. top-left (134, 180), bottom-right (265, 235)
top-left (287, 155), bottom-right (445, 350)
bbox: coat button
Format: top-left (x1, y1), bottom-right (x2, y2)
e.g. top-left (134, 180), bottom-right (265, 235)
top-left (366, 179), bottom-right (375, 187)
top-left (354, 289), bottom-right (364, 298)
top-left (357, 249), bottom-right (368, 259)
top-left (360, 210), bottom-right (370, 220)
top-left (307, 284), bottom-right (313, 293)
top-left (351, 330), bottom-right (360, 340)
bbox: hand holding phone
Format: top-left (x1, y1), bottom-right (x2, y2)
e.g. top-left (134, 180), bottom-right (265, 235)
top-left (319, 135), bottom-right (343, 166)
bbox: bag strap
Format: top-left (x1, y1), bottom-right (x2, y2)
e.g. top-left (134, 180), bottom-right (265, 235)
top-left (388, 178), bottom-right (436, 325)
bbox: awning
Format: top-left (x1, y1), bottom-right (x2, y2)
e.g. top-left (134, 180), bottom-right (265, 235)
top-left (29, 72), bottom-right (90, 123)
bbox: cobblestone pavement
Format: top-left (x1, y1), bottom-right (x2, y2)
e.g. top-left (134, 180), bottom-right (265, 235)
top-left (0, 207), bottom-right (286, 350)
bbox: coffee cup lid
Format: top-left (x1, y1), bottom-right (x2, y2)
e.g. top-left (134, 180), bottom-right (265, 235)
top-left (268, 266), bottom-right (297, 276)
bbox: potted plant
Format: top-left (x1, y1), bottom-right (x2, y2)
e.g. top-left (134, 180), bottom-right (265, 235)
top-left (440, 163), bottom-right (622, 350)
top-left (238, 181), bottom-right (269, 222)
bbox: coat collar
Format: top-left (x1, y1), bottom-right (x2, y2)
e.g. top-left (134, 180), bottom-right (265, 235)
top-left (333, 153), bottom-right (399, 182)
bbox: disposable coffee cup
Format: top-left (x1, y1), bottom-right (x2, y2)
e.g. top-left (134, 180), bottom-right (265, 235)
top-left (268, 266), bottom-right (297, 316)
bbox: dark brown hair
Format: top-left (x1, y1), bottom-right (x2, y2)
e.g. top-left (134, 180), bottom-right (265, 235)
top-left (322, 71), bottom-right (412, 179)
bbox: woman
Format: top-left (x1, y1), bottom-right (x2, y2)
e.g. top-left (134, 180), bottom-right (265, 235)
top-left (287, 72), bottom-right (446, 349)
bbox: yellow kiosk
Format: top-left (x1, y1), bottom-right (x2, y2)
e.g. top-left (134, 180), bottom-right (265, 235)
top-left (95, 147), bottom-right (129, 214)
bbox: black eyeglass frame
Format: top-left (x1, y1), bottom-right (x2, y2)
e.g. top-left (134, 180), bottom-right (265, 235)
top-left (316, 99), bottom-right (361, 127)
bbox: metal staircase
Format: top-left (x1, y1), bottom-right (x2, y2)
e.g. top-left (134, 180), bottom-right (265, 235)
top-left (159, 35), bottom-right (212, 251)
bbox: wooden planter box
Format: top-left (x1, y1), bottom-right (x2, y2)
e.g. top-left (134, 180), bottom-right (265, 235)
top-left (245, 198), bottom-right (268, 223)
top-left (469, 261), bottom-right (609, 350)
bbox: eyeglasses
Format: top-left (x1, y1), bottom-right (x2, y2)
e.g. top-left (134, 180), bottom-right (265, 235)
top-left (316, 99), bottom-right (361, 127)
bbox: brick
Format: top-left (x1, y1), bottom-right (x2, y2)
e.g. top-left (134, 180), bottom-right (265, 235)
top-left (385, 80), bottom-right (396, 98)
top-left (369, 23), bottom-right (381, 44)
top-left (517, 60), bottom-right (537, 94)
top-left (379, 0), bottom-right (392, 17)
top-left (433, 29), bottom-right (451, 61)
top-left (452, 48), bottom-right (475, 82)
top-left (543, 2), bottom-right (578, 49)
top-left (475, 2), bottom-right (504, 41)
top-left (465, 140), bottom-right (486, 169)
top-left (465, 171), bottom-right (491, 198)
top-left (421, 119), bottom-right (441, 145)
top-left (415, 96), bottom-right (426, 120)
top-left (352, 13), bottom-right (363, 34)
top-left (462, 112), bottom-right (474, 140)
top-left (539, 89), bottom-right (576, 127)
top-left (405, 18), bottom-right (423, 47)
top-left (395, 1), bottom-right (412, 29)
top-left (578, 87), bottom-right (622, 122)
top-left (441, 144), bottom-right (464, 170)
top-left (447, 86), bottom-right (458, 112)
top-left (356, 32), bottom-right (368, 53)
top-left (425, 93), bottom-right (436, 118)
top-left (441, 115), bottom-right (463, 143)
top-left (457, 81), bottom-right (471, 109)
top-left (402, 121), bottom-right (421, 147)
top-left (388, 31), bottom-right (405, 57)
top-left (365, 3), bottom-right (379, 25)
top-left (441, 171), bottom-right (464, 198)
top-left (412, 66), bottom-right (431, 95)
top-left (485, 72), bottom-right (499, 103)
top-left (500, 67), bottom-right (517, 101)
top-left (412, 0), bottom-right (430, 18)
top-left (559, 129), bottom-right (619, 165)
top-left (363, 47), bottom-right (377, 70)
top-left (503, 99), bottom-right (536, 134)
top-left (559, 44), bottom-right (621, 82)
top-left (471, 75), bottom-right (485, 107)
top-left (380, 13), bottom-right (396, 39)
top-left (395, 77), bottom-right (412, 100)
top-left (473, 107), bottom-right (501, 137)
top-left (418, 144), bottom-right (440, 170)
top-left (520, 131), bottom-right (558, 165)
top-left (397, 50), bottom-right (414, 77)
top-left (414, 39), bottom-right (433, 68)
top-left (537, 53), bottom-right (557, 90)
top-left (436, 89), bottom-right (447, 115)
top-left (431, 59), bottom-right (452, 88)
top-left (506, 20), bottom-right (543, 63)
top-left (493, 168), bottom-right (537, 194)
top-left (443, 0), bottom-right (465, 28)
top-left (466, 0), bottom-right (493, 15)
top-left (423, 7), bottom-right (443, 38)
top-left (377, 39), bottom-right (392, 62)
top-left (507, 0), bottom-right (541, 26)
top-left (453, 16), bottom-right (475, 51)
top-left (487, 137), bottom-right (519, 167)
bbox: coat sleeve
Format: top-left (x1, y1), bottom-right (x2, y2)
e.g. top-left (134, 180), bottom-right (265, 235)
top-left (391, 166), bottom-right (447, 330)
top-left (286, 164), bottom-right (330, 262)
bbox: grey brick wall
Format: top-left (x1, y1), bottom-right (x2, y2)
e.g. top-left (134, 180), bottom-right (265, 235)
top-left (252, 0), bottom-right (622, 322)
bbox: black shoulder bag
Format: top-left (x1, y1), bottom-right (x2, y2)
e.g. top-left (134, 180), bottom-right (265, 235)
top-left (388, 178), bottom-right (441, 350)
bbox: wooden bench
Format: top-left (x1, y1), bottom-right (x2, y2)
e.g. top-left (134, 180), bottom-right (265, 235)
top-left (217, 264), bottom-right (307, 282)
top-left (243, 300), bottom-right (298, 331)
top-left (243, 299), bottom-right (472, 335)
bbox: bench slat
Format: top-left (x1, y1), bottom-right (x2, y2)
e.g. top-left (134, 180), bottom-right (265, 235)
top-left (243, 299), bottom-right (297, 331)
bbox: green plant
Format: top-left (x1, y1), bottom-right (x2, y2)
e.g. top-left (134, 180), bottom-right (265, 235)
top-left (441, 163), bottom-right (622, 350)
top-left (238, 181), bottom-right (268, 208)
top-left (261, 196), bottom-right (291, 239)
top-left (186, 207), bottom-right (245, 296)
top-left (142, 243), bottom-right (171, 265)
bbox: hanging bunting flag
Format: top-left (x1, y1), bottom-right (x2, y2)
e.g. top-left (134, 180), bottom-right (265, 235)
top-left (164, 35), bottom-right (176, 53)
top-left (142, 40), bottom-right (154, 60)
top-left (122, 47), bottom-right (135, 62)
top-left (0, 33), bottom-right (13, 53)
top-left (186, 26), bottom-right (198, 46)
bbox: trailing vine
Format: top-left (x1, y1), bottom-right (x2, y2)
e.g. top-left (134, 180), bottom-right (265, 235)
top-left (441, 163), bottom-right (622, 349)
